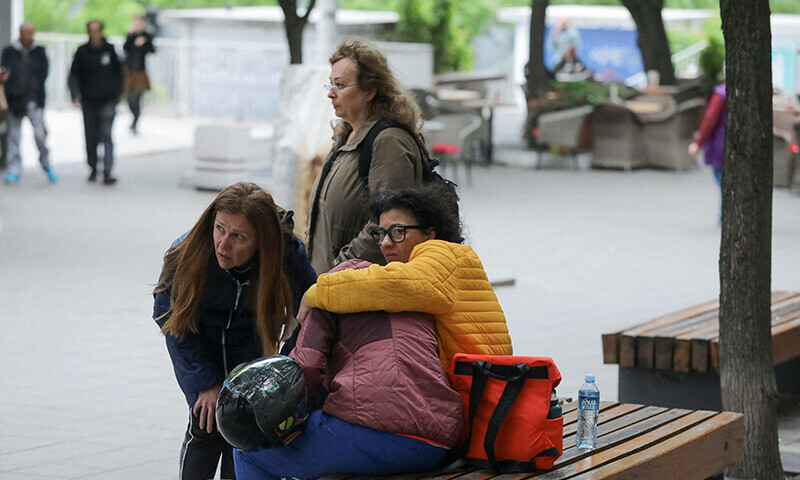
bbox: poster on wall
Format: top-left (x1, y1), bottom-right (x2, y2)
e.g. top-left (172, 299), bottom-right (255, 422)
top-left (772, 47), bottom-right (796, 97)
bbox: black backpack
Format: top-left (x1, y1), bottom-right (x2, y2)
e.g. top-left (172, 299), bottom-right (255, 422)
top-left (357, 119), bottom-right (456, 192)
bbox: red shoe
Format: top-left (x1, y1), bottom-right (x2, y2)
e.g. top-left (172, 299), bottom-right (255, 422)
top-left (88, 170), bottom-right (97, 182)
top-left (102, 175), bottom-right (117, 185)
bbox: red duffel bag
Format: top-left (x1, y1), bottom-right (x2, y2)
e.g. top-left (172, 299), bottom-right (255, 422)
top-left (448, 354), bottom-right (563, 472)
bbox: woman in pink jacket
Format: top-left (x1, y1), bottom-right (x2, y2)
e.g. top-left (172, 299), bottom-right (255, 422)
top-left (233, 259), bottom-right (463, 479)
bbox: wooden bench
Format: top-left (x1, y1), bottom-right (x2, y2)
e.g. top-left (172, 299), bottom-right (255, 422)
top-left (602, 291), bottom-right (800, 410)
top-left (321, 401), bottom-right (744, 480)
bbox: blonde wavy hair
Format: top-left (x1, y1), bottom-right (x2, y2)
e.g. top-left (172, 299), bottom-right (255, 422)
top-left (329, 37), bottom-right (422, 138)
top-left (154, 182), bottom-right (293, 356)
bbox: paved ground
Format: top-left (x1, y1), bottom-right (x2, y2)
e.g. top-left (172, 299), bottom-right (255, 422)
top-left (1, 104), bottom-right (799, 478)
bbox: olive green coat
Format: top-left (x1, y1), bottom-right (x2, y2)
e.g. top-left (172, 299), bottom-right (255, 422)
top-left (306, 116), bottom-right (424, 274)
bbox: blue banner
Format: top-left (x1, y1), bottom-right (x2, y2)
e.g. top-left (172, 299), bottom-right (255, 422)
top-left (545, 26), bottom-right (643, 82)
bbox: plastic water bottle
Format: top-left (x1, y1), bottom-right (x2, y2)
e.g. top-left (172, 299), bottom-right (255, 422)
top-left (576, 374), bottom-right (600, 449)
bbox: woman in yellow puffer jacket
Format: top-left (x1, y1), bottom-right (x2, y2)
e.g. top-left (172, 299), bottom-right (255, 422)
top-left (299, 183), bottom-right (512, 370)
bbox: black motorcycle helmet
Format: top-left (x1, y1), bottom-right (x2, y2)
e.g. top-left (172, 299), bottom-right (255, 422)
top-left (216, 355), bottom-right (308, 451)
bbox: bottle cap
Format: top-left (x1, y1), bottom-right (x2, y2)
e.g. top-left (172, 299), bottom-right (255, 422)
top-left (584, 374), bottom-right (595, 382)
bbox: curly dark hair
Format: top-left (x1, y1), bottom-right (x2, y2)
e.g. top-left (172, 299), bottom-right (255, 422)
top-left (370, 183), bottom-right (463, 244)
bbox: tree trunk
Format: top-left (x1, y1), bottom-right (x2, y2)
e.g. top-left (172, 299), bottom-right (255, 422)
top-left (279, 0), bottom-right (317, 65)
top-left (718, 0), bottom-right (784, 478)
top-left (525, 0), bottom-right (548, 100)
top-left (620, 0), bottom-right (676, 86)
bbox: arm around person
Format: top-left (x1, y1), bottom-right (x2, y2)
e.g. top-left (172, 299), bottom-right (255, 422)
top-left (307, 239), bottom-right (458, 315)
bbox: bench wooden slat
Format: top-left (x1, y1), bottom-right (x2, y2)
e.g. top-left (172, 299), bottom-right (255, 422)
top-left (618, 335), bottom-right (636, 368)
top-left (534, 410), bottom-right (715, 480)
top-left (768, 292), bottom-right (800, 310)
top-left (601, 333), bottom-right (620, 364)
top-left (690, 338), bottom-right (711, 373)
top-left (558, 407), bottom-right (685, 468)
top-left (431, 469), bottom-right (497, 480)
top-left (771, 304), bottom-right (800, 329)
top-left (772, 314), bottom-right (800, 365)
top-left (707, 302), bottom-right (800, 372)
top-left (563, 403), bottom-right (641, 438)
top-left (654, 335), bottom-right (673, 370)
top-left (672, 337), bottom-right (691, 373)
top-left (609, 291), bottom-right (800, 373)
top-left (601, 299), bottom-right (722, 366)
top-left (570, 412), bottom-right (744, 480)
top-left (621, 300), bottom-right (721, 336)
top-left (635, 336), bottom-right (655, 369)
top-left (645, 309), bottom-right (718, 338)
top-left (564, 404), bottom-right (662, 440)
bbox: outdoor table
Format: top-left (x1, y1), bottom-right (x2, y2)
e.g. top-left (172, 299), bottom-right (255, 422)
top-left (436, 89), bottom-right (482, 103)
top-left (623, 100), bottom-right (664, 114)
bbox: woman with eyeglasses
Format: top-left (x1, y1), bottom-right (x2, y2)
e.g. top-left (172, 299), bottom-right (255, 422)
top-left (306, 37), bottom-right (426, 276)
top-left (299, 183), bottom-right (513, 371)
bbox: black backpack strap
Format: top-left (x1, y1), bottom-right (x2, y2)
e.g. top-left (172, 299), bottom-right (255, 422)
top-left (358, 119), bottom-right (435, 187)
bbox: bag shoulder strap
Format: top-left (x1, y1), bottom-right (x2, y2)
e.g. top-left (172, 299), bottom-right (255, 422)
top-left (453, 360), bottom-right (551, 473)
top-left (357, 118), bottom-right (436, 187)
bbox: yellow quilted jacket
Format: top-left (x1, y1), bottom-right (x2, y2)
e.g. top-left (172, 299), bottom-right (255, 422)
top-left (304, 239), bottom-right (513, 369)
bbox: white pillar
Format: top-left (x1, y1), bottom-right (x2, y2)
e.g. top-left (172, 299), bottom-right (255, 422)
top-left (314, 0), bottom-right (338, 65)
top-left (0, 0), bottom-right (21, 45)
top-left (11, 0), bottom-right (23, 33)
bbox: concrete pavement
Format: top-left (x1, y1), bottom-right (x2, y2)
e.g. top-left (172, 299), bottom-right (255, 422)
top-left (1, 104), bottom-right (800, 478)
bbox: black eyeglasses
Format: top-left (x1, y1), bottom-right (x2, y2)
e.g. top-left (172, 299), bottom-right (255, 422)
top-left (371, 224), bottom-right (423, 245)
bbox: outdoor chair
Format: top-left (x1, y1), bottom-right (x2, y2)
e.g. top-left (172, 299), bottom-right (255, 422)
top-left (532, 105), bottom-right (594, 169)
top-left (774, 128), bottom-right (798, 188)
top-left (425, 113), bottom-right (483, 186)
top-left (640, 97), bottom-right (705, 171)
top-left (590, 102), bottom-right (646, 171)
top-left (413, 88), bottom-right (491, 165)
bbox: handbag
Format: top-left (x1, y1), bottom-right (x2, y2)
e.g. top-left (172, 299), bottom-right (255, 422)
top-left (0, 85), bottom-right (8, 123)
top-left (448, 353), bottom-right (563, 473)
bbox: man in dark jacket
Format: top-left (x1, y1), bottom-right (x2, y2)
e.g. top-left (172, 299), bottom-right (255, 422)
top-left (1, 22), bottom-right (56, 184)
top-left (68, 19), bottom-right (124, 185)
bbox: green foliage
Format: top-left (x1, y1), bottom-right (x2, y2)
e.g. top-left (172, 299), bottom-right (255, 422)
top-left (699, 35), bottom-right (724, 83)
top-left (497, 0), bottom-right (798, 11)
top-left (394, 0), bottom-right (495, 73)
top-left (23, 0), bottom-right (278, 35)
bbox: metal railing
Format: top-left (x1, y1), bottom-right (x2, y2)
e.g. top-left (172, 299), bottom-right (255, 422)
top-left (36, 33), bottom-right (434, 120)
top-left (625, 40), bottom-right (708, 88)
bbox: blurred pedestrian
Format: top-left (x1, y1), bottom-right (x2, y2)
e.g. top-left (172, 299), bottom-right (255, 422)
top-left (1, 22), bottom-right (56, 184)
top-left (688, 83), bottom-right (726, 220)
top-left (68, 20), bottom-right (124, 185)
top-left (306, 37), bottom-right (426, 274)
top-left (153, 182), bottom-right (317, 480)
top-left (548, 18), bottom-right (582, 67)
top-left (123, 15), bottom-right (154, 135)
top-left (552, 45), bottom-right (591, 82)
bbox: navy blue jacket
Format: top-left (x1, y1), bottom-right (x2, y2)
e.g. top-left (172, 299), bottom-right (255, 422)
top-left (1, 42), bottom-right (48, 115)
top-left (153, 230), bottom-right (317, 407)
top-left (68, 39), bottom-right (123, 106)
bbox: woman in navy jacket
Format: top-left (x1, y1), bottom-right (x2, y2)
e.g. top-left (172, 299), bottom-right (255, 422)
top-left (153, 182), bottom-right (316, 480)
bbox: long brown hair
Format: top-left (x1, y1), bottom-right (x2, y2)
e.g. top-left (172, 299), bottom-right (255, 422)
top-left (155, 182), bottom-right (293, 355)
top-left (329, 37), bottom-right (422, 138)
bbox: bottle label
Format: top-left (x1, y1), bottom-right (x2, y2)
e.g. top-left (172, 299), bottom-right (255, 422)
top-left (579, 397), bottom-right (598, 411)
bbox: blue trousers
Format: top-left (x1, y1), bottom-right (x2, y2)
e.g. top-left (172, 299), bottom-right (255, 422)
top-left (713, 166), bottom-right (722, 219)
top-left (234, 410), bottom-right (447, 480)
top-left (5, 101), bottom-right (51, 175)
